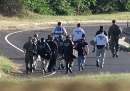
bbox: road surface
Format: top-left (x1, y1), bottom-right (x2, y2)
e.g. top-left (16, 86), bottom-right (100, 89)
top-left (0, 23), bottom-right (130, 76)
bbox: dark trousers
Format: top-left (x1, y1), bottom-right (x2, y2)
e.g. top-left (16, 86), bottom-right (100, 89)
top-left (48, 53), bottom-right (57, 72)
top-left (25, 55), bottom-right (33, 74)
top-left (64, 56), bottom-right (73, 73)
top-left (110, 38), bottom-right (119, 55)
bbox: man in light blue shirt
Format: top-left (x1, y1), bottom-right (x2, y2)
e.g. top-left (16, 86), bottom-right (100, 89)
top-left (94, 26), bottom-right (108, 69)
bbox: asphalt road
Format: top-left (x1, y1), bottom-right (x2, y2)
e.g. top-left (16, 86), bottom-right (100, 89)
top-left (0, 23), bottom-right (130, 76)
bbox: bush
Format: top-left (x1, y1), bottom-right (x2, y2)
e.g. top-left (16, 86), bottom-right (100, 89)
top-left (48, 0), bottom-right (74, 15)
top-left (23, 0), bottom-right (53, 15)
top-left (0, 0), bottom-right (22, 16)
top-left (127, 1), bottom-right (130, 11)
top-left (0, 56), bottom-right (13, 74)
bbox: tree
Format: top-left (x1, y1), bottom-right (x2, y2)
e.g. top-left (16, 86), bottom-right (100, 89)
top-left (68, 0), bottom-right (96, 15)
top-left (115, 0), bottom-right (128, 11)
top-left (48, 0), bottom-right (74, 15)
top-left (23, 0), bottom-right (53, 15)
top-left (0, 0), bottom-right (22, 16)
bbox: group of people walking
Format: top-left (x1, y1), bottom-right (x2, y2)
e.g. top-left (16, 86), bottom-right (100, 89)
top-left (23, 20), bottom-right (122, 74)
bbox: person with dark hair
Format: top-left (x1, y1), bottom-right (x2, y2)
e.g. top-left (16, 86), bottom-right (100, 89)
top-left (72, 23), bottom-right (86, 44)
top-left (23, 37), bottom-right (34, 74)
top-left (46, 35), bottom-right (58, 72)
top-left (108, 20), bottom-right (122, 58)
top-left (37, 37), bottom-right (51, 73)
top-left (91, 26), bottom-right (107, 53)
top-left (63, 35), bottom-right (75, 74)
top-left (76, 37), bottom-right (89, 71)
top-left (94, 28), bottom-right (109, 69)
top-left (52, 22), bottom-right (67, 39)
top-left (38, 38), bottom-right (51, 60)
top-left (56, 35), bottom-right (65, 70)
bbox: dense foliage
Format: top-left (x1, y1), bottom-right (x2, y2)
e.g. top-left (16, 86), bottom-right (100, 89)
top-left (0, 0), bottom-right (130, 16)
top-left (0, 0), bottom-right (22, 16)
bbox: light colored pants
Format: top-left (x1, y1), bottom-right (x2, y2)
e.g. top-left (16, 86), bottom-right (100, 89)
top-left (78, 56), bottom-right (85, 71)
top-left (96, 48), bottom-right (106, 67)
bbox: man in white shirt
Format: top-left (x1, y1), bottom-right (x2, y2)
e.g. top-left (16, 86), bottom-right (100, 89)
top-left (72, 23), bottom-right (85, 43)
top-left (52, 22), bottom-right (67, 39)
top-left (94, 26), bottom-right (108, 69)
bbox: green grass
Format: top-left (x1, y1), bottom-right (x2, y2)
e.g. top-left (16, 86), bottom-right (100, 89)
top-left (0, 56), bottom-right (15, 74)
top-left (0, 73), bottom-right (130, 91)
top-left (17, 11), bottom-right (130, 21)
top-left (0, 55), bottom-right (130, 91)
top-left (0, 12), bottom-right (130, 31)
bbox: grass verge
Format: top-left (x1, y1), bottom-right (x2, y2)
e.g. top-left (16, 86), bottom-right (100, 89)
top-left (0, 56), bottom-right (16, 77)
top-left (0, 55), bottom-right (130, 91)
top-left (0, 12), bottom-right (130, 31)
top-left (0, 73), bottom-right (130, 91)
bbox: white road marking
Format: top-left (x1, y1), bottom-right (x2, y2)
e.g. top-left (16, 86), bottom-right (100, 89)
top-left (4, 26), bottom-right (74, 53)
top-left (4, 27), bottom-right (55, 77)
top-left (4, 26), bottom-right (75, 77)
top-left (5, 31), bottom-right (25, 53)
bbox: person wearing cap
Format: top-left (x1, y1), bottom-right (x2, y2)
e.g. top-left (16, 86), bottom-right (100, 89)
top-left (72, 23), bottom-right (86, 44)
top-left (76, 37), bottom-right (89, 71)
top-left (52, 22), bottom-right (67, 39)
top-left (63, 35), bottom-right (74, 74)
top-left (94, 26), bottom-right (109, 69)
top-left (108, 20), bottom-right (122, 58)
top-left (23, 37), bottom-right (34, 74)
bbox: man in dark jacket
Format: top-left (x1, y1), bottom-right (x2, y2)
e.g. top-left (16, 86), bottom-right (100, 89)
top-left (46, 35), bottom-right (58, 72)
top-left (23, 37), bottom-right (34, 74)
top-left (108, 20), bottom-right (122, 58)
top-left (63, 35), bottom-right (74, 74)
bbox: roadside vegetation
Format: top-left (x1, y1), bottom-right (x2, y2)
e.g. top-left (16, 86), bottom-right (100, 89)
top-left (0, 12), bottom-right (130, 31)
top-left (0, 0), bottom-right (130, 16)
top-left (0, 55), bottom-right (17, 77)
top-left (0, 73), bottom-right (130, 91)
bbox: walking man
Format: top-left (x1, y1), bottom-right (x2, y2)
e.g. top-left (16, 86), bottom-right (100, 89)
top-left (76, 37), bottom-right (89, 71)
top-left (23, 37), bottom-right (34, 74)
top-left (46, 35), bottom-right (58, 72)
top-left (72, 23), bottom-right (86, 44)
top-left (63, 35), bottom-right (74, 74)
top-left (52, 22), bottom-right (67, 39)
top-left (91, 26), bottom-right (107, 53)
top-left (108, 20), bottom-right (122, 58)
top-left (94, 26), bottom-right (109, 68)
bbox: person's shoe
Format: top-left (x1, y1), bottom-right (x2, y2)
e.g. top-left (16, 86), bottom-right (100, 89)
top-left (69, 67), bottom-right (73, 73)
top-left (112, 54), bottom-right (115, 58)
top-left (100, 64), bottom-right (104, 69)
top-left (61, 64), bottom-right (64, 70)
top-left (81, 65), bottom-right (84, 71)
top-left (92, 49), bottom-right (95, 53)
top-left (42, 69), bottom-right (46, 75)
top-left (96, 61), bottom-right (100, 68)
top-left (26, 70), bottom-right (29, 74)
top-left (115, 53), bottom-right (119, 58)
top-left (65, 70), bottom-right (68, 74)
top-left (58, 66), bottom-right (61, 70)
top-left (48, 69), bottom-right (52, 73)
